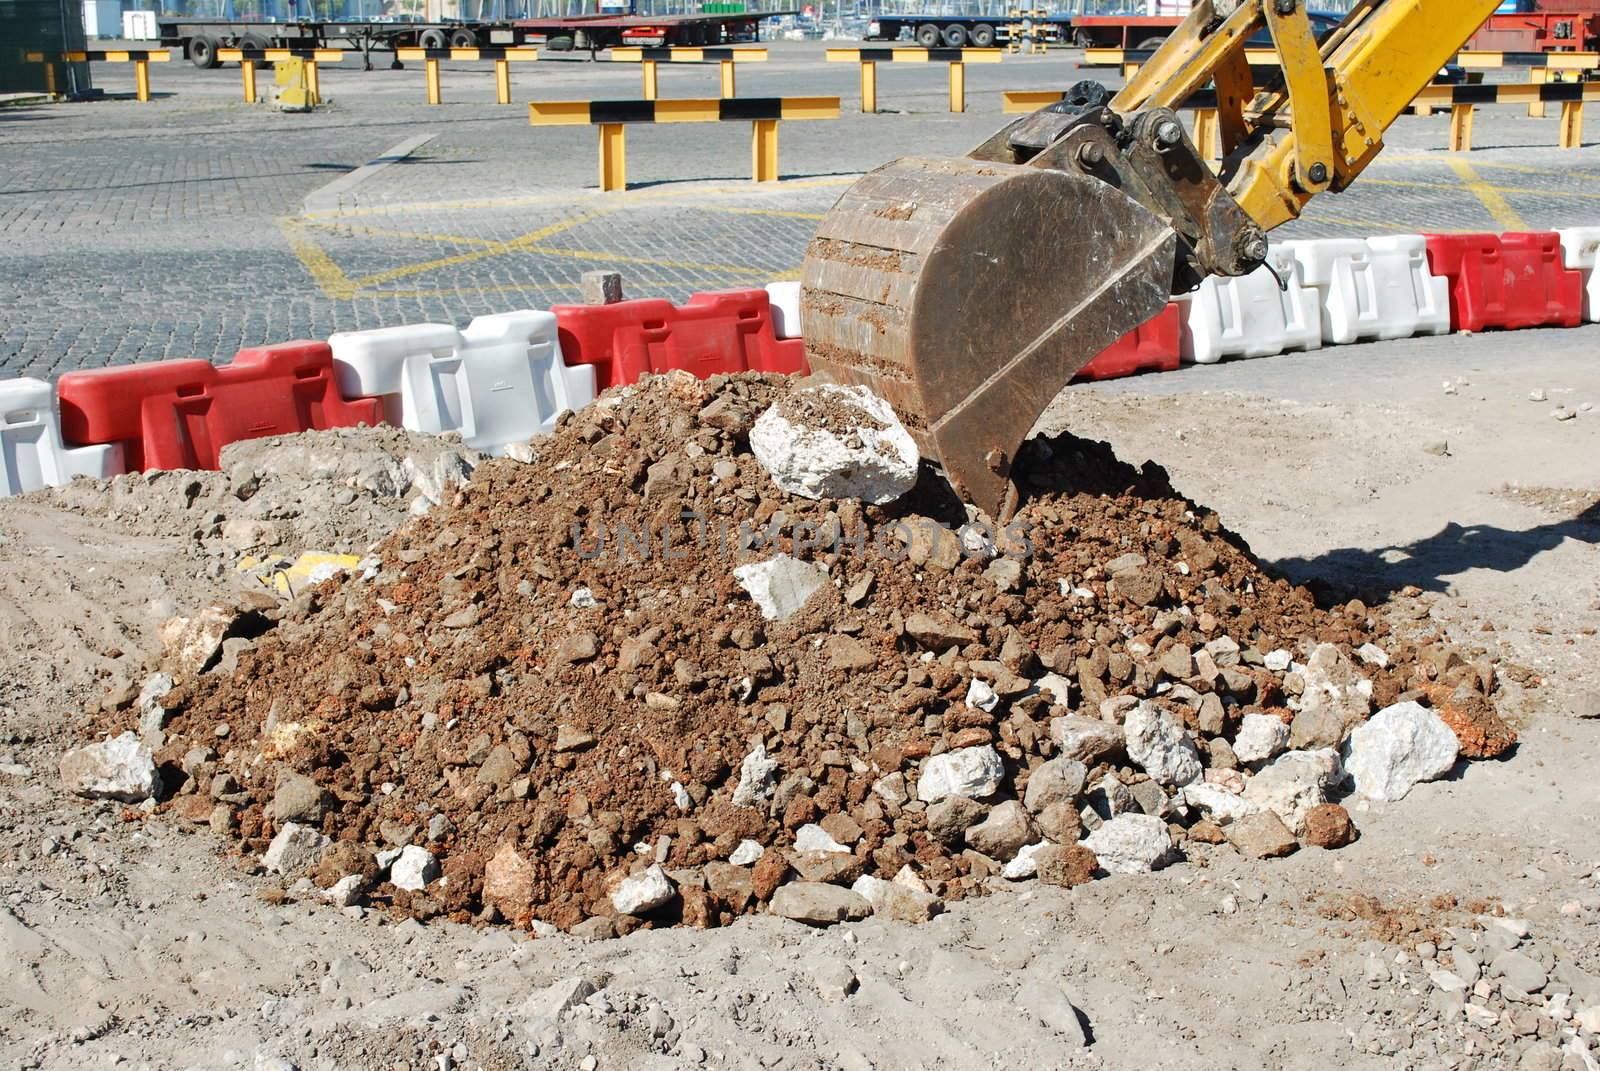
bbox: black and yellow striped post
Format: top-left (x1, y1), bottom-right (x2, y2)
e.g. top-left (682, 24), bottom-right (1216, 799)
top-left (529, 96), bottom-right (840, 191)
top-left (394, 47), bottom-right (539, 105)
top-left (22, 52), bottom-right (59, 96)
top-left (825, 47), bottom-right (1003, 114)
top-left (61, 49), bottom-right (171, 102)
top-left (1413, 80), bottom-right (1600, 151)
top-left (218, 48), bottom-right (343, 104)
top-left (610, 47), bottom-right (768, 101)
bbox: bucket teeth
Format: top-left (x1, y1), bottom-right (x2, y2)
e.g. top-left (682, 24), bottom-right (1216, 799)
top-left (800, 156), bottom-right (1177, 517)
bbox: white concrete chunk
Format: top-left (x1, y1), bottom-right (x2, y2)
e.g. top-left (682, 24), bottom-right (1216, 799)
top-left (917, 745), bottom-right (1005, 803)
top-left (1082, 813), bottom-right (1172, 874)
top-left (733, 553), bottom-right (828, 622)
top-left (750, 384), bottom-right (919, 505)
top-left (1123, 702), bottom-right (1202, 787)
top-left (1344, 700), bottom-right (1460, 802)
top-left (59, 732), bottom-right (160, 803)
top-left (610, 864), bottom-right (676, 915)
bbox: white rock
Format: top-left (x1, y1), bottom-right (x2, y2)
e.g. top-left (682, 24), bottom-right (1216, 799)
top-left (794, 824), bottom-right (850, 854)
top-left (670, 781), bottom-right (691, 811)
top-left (871, 771), bottom-right (908, 804)
top-left (729, 839), bottom-right (765, 865)
top-left (390, 845), bottom-right (440, 891)
top-left (1180, 782), bottom-right (1263, 826)
top-left (849, 874), bottom-right (943, 922)
top-left (1264, 649), bottom-right (1293, 672)
top-left (324, 874), bottom-right (366, 907)
top-left (1242, 748), bottom-right (1343, 834)
top-left (965, 679), bottom-right (1000, 713)
top-left (1033, 673), bottom-right (1074, 706)
top-left (1355, 643), bottom-right (1390, 668)
top-left (1082, 813), bottom-right (1171, 874)
top-left (1344, 701), bottom-right (1460, 802)
top-left (569, 587), bottom-right (598, 609)
top-left (610, 864), bottom-right (676, 915)
top-left (892, 864), bottom-right (930, 893)
top-left (59, 732), bottom-right (160, 803)
top-left (137, 673), bottom-right (175, 737)
top-left (262, 822), bottom-right (330, 878)
top-left (1123, 702), bottom-right (1202, 787)
top-left (749, 384), bottom-right (919, 504)
top-left (1002, 842), bottom-right (1048, 880)
top-left (1232, 713), bottom-right (1291, 766)
top-left (917, 745), bottom-right (1005, 803)
top-left (1575, 1005), bottom-right (1600, 1034)
top-left (731, 742), bottom-right (781, 807)
top-left (733, 554), bottom-right (828, 621)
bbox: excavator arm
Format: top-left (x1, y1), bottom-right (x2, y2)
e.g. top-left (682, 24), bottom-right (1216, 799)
top-left (800, 0), bottom-right (1503, 519)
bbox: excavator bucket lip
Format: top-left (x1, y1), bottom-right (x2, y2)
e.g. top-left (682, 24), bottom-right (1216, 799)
top-left (800, 155), bottom-right (1177, 519)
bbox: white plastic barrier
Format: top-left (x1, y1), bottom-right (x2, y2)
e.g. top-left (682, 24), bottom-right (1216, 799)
top-left (1557, 227), bottom-right (1600, 322)
top-left (1174, 246), bottom-right (1321, 364)
top-left (0, 377), bottom-right (124, 499)
top-left (1285, 235), bottom-right (1451, 345)
top-left (329, 311), bottom-right (596, 456)
top-left (765, 281), bottom-right (802, 340)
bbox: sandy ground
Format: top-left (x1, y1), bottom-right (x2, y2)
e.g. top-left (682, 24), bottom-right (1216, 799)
top-left (1, 328), bottom-right (1598, 1071)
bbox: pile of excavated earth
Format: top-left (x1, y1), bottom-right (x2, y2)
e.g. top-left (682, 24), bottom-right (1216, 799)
top-left (61, 371), bottom-right (1519, 936)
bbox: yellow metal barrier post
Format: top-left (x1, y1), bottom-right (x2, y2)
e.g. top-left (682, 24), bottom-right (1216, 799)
top-left (600, 123), bottom-right (626, 191)
top-left (642, 59), bottom-right (658, 100)
top-left (752, 119), bottom-right (778, 181)
top-left (1562, 99), bottom-right (1585, 148)
top-left (531, 96), bottom-right (840, 191)
top-left (827, 47), bottom-right (1000, 114)
top-left (65, 49), bottom-right (171, 102)
top-left (610, 47), bottom-right (766, 101)
top-left (721, 59), bottom-right (737, 98)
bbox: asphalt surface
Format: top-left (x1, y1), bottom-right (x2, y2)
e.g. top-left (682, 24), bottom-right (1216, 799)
top-left (4, 40), bottom-right (1600, 375)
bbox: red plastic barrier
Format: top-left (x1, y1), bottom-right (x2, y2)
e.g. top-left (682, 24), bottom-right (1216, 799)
top-left (1074, 302), bottom-right (1182, 382)
top-left (1422, 232), bottom-right (1584, 333)
top-left (552, 288), bottom-right (809, 390)
top-left (57, 341), bottom-right (384, 472)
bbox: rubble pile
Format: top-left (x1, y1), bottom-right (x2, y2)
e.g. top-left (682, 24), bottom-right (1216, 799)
top-left (89, 372), bottom-right (1516, 933)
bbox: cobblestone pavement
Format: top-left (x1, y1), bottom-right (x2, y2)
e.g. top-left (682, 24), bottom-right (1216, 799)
top-left (6, 41), bottom-right (1600, 375)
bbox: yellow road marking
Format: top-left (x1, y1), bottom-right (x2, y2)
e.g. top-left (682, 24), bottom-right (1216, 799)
top-left (348, 209), bottom-right (613, 288)
top-left (279, 217), bottom-right (357, 300)
top-left (1445, 158), bottom-right (1529, 230)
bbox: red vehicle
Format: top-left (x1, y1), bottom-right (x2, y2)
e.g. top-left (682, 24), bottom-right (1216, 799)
top-left (1466, 1), bottom-right (1600, 53)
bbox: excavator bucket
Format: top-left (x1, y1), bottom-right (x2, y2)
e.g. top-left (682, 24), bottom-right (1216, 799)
top-left (800, 155), bottom-right (1178, 519)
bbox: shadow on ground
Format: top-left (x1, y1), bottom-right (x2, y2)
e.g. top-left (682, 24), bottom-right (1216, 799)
top-left (1273, 502), bottom-right (1600, 596)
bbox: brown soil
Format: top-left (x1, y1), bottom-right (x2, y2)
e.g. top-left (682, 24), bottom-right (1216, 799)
top-left (112, 372), bottom-right (1506, 933)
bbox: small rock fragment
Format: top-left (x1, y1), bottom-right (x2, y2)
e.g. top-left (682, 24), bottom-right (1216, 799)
top-left (1226, 810), bottom-right (1299, 859)
top-left (917, 745), bottom-right (1005, 803)
top-left (733, 554), bottom-right (828, 622)
top-left (390, 845), bottom-right (441, 891)
top-left (1081, 813), bottom-right (1172, 874)
top-left (59, 733), bottom-right (159, 803)
top-left (1300, 803), bottom-right (1358, 848)
top-left (769, 882), bottom-right (873, 925)
top-left (1123, 702), bottom-right (1202, 787)
top-left (610, 864), bottom-right (676, 915)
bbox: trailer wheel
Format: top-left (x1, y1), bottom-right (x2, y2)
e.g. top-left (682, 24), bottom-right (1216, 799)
top-left (941, 23), bottom-right (968, 47)
top-left (239, 32), bottom-right (270, 64)
top-left (545, 35), bottom-right (575, 51)
top-left (915, 23), bottom-right (941, 47)
top-left (418, 28), bottom-right (448, 50)
top-left (969, 23), bottom-right (995, 47)
top-left (189, 34), bottom-right (220, 69)
top-left (1135, 34), bottom-right (1169, 51)
top-left (449, 28), bottom-right (478, 48)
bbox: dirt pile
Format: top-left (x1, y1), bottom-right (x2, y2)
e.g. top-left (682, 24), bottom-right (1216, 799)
top-left (109, 372), bottom-right (1516, 933)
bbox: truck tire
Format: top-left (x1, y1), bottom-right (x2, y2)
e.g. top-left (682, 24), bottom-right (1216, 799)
top-left (449, 28), bottom-right (478, 48)
top-left (915, 23), bottom-right (941, 48)
top-left (418, 28), bottom-right (448, 50)
top-left (1135, 34), bottom-right (1169, 51)
top-left (189, 34), bottom-right (219, 69)
top-left (545, 35), bottom-right (575, 52)
top-left (969, 23), bottom-right (995, 47)
top-left (941, 23), bottom-right (968, 47)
